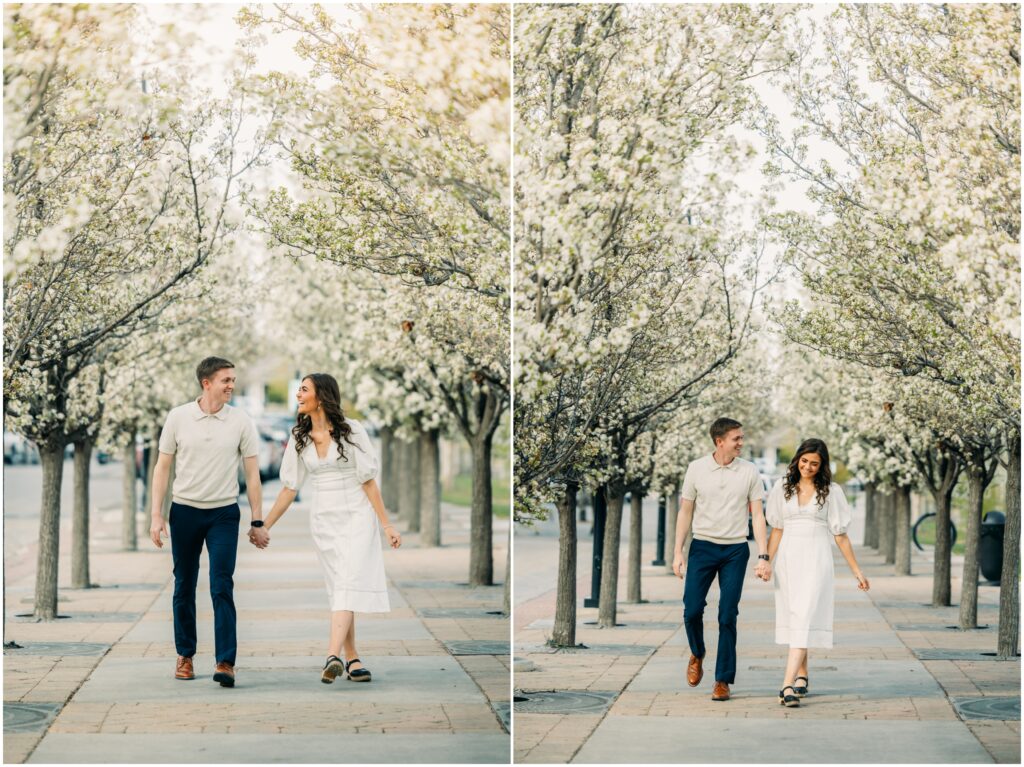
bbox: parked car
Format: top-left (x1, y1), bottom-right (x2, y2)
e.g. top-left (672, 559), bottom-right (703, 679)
top-left (4, 431), bottom-right (39, 465)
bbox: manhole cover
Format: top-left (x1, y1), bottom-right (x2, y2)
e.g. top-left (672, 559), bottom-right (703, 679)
top-left (894, 624), bottom-right (990, 632)
top-left (444, 640), bottom-right (510, 655)
top-left (514, 690), bottom-right (617, 715)
top-left (953, 697), bottom-right (1020, 721)
top-left (558, 644), bottom-right (655, 656)
top-left (419, 608), bottom-right (505, 619)
top-left (4, 642), bottom-right (110, 657)
top-left (98, 582), bottom-right (164, 591)
top-left (12, 612), bottom-right (141, 623)
top-left (4, 702), bottom-right (61, 733)
top-left (492, 702), bottom-right (510, 732)
top-left (914, 649), bottom-right (1019, 661)
top-left (582, 620), bottom-right (679, 630)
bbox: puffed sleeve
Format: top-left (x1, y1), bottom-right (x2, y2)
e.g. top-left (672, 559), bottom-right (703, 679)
top-left (827, 483), bottom-right (852, 536)
top-left (279, 437), bottom-right (307, 491)
top-left (765, 480), bottom-right (785, 529)
top-left (348, 421), bottom-right (379, 484)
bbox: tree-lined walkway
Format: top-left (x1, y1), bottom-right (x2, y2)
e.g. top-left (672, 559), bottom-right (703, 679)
top-left (4, 489), bottom-right (509, 764)
top-left (513, 495), bottom-right (1019, 764)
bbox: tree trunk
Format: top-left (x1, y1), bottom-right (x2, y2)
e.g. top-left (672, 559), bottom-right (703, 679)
top-left (551, 481), bottom-right (579, 647)
top-left (931, 483), bottom-right (956, 607)
top-left (998, 431), bottom-right (1020, 658)
top-left (380, 426), bottom-right (397, 514)
top-left (894, 485), bottom-right (912, 576)
top-left (34, 438), bottom-right (67, 620)
top-left (877, 488), bottom-right (894, 565)
top-left (71, 437), bottom-right (93, 589)
top-left (665, 485), bottom-right (679, 576)
top-left (503, 525), bottom-right (511, 615)
top-left (626, 491), bottom-right (643, 603)
top-left (400, 437), bottom-right (421, 532)
top-left (468, 431), bottom-right (494, 586)
top-left (959, 465), bottom-right (984, 630)
top-left (419, 428), bottom-right (441, 547)
top-left (864, 482), bottom-right (877, 549)
top-left (597, 482), bottom-right (625, 628)
top-left (122, 435), bottom-right (138, 551)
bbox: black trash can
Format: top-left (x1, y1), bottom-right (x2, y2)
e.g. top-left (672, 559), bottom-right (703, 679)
top-left (979, 511), bottom-right (1005, 583)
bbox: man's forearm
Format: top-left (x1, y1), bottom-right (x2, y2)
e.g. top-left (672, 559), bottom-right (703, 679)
top-left (674, 502), bottom-right (693, 555)
top-left (151, 466), bottom-right (169, 519)
top-left (246, 475), bottom-right (262, 522)
top-left (751, 503), bottom-right (768, 555)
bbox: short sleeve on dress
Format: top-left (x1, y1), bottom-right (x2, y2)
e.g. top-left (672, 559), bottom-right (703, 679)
top-left (158, 410), bottom-right (178, 455)
top-left (279, 437), bottom-right (307, 491)
top-left (827, 483), bottom-right (852, 535)
top-left (348, 422), bottom-right (379, 484)
top-left (765, 480), bottom-right (785, 529)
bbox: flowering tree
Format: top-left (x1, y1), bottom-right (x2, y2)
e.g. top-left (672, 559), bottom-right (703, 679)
top-left (240, 3), bottom-right (510, 586)
top-left (4, 4), bottom-right (266, 619)
top-left (765, 3), bottom-right (1019, 656)
top-left (514, 2), bottom-right (790, 633)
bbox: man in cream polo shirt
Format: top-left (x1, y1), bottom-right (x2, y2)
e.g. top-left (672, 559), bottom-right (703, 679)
top-left (672, 417), bottom-right (769, 702)
top-left (149, 357), bottom-right (265, 687)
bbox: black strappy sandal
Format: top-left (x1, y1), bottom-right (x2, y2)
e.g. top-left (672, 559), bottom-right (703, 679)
top-left (779, 685), bottom-right (800, 707)
top-left (345, 658), bottom-right (372, 683)
top-left (793, 675), bottom-right (809, 697)
top-left (321, 655), bottom-right (344, 684)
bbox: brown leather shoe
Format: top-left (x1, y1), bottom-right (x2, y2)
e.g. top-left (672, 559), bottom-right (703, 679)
top-left (686, 654), bottom-right (704, 687)
top-left (213, 661), bottom-right (235, 688)
top-left (711, 681), bottom-right (730, 701)
top-left (175, 655), bottom-right (194, 680)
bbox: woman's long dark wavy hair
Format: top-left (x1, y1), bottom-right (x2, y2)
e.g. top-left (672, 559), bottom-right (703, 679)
top-left (783, 438), bottom-right (833, 506)
top-left (292, 373), bottom-right (358, 461)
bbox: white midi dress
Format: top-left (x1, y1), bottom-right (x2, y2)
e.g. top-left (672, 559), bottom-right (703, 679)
top-left (766, 480), bottom-right (852, 649)
top-left (279, 420), bottom-right (390, 613)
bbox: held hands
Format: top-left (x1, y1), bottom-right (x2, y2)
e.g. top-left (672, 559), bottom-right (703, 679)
top-left (248, 526), bottom-right (270, 549)
top-left (150, 516), bottom-right (169, 548)
top-left (384, 525), bottom-right (401, 549)
top-left (755, 558), bottom-right (772, 582)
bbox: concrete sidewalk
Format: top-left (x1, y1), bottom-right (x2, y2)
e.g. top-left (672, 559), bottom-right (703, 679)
top-left (513, 496), bottom-right (1020, 763)
top-left (4, 488), bottom-right (510, 764)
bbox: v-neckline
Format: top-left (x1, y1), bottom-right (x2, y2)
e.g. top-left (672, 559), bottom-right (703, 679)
top-left (314, 438), bottom-right (331, 461)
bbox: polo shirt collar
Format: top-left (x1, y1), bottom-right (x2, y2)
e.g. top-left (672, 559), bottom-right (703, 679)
top-left (709, 453), bottom-right (738, 471)
top-left (191, 398), bottom-right (230, 421)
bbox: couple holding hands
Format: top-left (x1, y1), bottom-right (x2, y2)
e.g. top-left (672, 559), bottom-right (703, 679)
top-left (149, 357), bottom-right (401, 688)
top-left (672, 418), bottom-right (870, 708)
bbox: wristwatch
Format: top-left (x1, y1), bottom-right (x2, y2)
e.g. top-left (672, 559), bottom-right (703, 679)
top-left (250, 520), bottom-right (265, 528)
top-left (757, 554), bottom-right (769, 561)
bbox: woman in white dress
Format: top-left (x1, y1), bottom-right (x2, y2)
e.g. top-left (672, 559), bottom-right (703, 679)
top-left (765, 438), bottom-right (869, 708)
top-left (257, 373), bottom-right (401, 684)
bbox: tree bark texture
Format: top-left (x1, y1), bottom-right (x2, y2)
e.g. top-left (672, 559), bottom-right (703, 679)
top-left (864, 482), bottom-right (878, 549)
top-left (122, 436), bottom-right (138, 551)
top-left (71, 438), bottom-right (93, 589)
top-left (626, 492), bottom-right (643, 603)
top-left (959, 465), bottom-right (985, 630)
top-left (418, 429), bottom-right (441, 548)
top-left (998, 432), bottom-right (1020, 658)
top-left (597, 482), bottom-right (625, 628)
top-left (469, 432), bottom-right (494, 586)
top-left (34, 438), bottom-right (67, 620)
top-left (400, 437), bottom-right (421, 532)
top-left (551, 481), bottom-right (579, 647)
top-left (894, 485), bottom-right (912, 576)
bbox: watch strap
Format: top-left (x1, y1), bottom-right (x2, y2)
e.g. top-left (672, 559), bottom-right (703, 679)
top-left (250, 520), bottom-right (265, 528)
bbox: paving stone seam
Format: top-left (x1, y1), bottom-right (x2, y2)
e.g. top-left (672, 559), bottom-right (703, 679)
top-left (389, 574), bottom-right (511, 738)
top-left (857, 563), bottom-right (1008, 763)
top-left (14, 575), bottom-right (173, 764)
